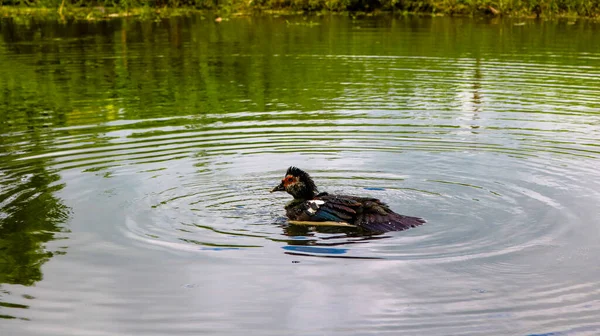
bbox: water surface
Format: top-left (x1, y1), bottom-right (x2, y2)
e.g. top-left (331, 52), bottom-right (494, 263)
top-left (1, 15), bottom-right (600, 335)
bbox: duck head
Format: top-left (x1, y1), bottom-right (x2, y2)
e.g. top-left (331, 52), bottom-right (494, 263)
top-left (270, 166), bottom-right (318, 200)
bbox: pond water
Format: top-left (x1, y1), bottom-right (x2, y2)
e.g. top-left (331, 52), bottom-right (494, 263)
top-left (1, 14), bottom-right (600, 335)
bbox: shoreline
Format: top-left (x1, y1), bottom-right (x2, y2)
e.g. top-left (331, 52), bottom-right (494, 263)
top-left (0, 5), bottom-right (598, 21)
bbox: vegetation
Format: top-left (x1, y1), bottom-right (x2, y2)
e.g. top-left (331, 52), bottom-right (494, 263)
top-left (0, 0), bottom-right (599, 18)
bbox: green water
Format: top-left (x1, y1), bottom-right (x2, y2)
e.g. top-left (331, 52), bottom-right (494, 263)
top-left (1, 15), bottom-right (600, 335)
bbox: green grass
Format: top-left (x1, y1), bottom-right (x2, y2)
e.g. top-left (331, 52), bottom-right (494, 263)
top-left (0, 0), bottom-right (598, 18)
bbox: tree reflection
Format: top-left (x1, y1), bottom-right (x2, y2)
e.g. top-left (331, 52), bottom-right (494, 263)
top-left (0, 159), bottom-right (70, 286)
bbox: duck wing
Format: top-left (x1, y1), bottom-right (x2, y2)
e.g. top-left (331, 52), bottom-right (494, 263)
top-left (289, 193), bottom-right (425, 233)
top-left (349, 196), bottom-right (426, 233)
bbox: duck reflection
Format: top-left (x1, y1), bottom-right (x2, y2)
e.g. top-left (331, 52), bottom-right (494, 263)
top-left (279, 223), bottom-right (390, 259)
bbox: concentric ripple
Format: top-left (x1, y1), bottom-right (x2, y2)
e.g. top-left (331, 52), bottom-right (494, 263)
top-left (1, 15), bottom-right (600, 335)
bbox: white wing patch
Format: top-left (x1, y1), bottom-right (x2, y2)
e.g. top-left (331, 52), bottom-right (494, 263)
top-left (306, 200), bottom-right (325, 215)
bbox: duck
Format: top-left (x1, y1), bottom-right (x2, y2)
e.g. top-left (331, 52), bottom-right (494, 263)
top-left (270, 167), bottom-right (426, 233)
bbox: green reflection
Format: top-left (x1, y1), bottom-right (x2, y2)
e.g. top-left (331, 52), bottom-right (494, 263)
top-left (0, 16), bottom-right (597, 130)
top-left (0, 162), bottom-right (70, 287)
top-left (0, 45), bottom-right (71, 287)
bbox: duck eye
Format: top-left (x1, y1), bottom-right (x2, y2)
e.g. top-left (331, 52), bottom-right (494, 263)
top-left (285, 176), bottom-right (294, 183)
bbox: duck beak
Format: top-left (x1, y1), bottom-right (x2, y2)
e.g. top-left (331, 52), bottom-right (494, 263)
top-left (270, 183), bottom-right (285, 193)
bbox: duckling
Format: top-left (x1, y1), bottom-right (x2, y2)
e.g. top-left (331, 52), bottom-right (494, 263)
top-left (271, 167), bottom-right (425, 233)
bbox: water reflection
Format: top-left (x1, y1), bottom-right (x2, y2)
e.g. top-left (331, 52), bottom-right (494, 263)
top-left (0, 33), bottom-right (72, 315)
top-left (281, 224), bottom-right (390, 259)
top-left (0, 160), bottom-right (69, 286)
top-left (0, 154), bottom-right (70, 319)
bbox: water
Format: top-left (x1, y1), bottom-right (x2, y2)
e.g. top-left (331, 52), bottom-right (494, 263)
top-left (1, 14), bottom-right (600, 335)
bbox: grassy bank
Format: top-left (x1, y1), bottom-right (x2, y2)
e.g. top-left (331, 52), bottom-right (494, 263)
top-left (0, 0), bottom-right (598, 19)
